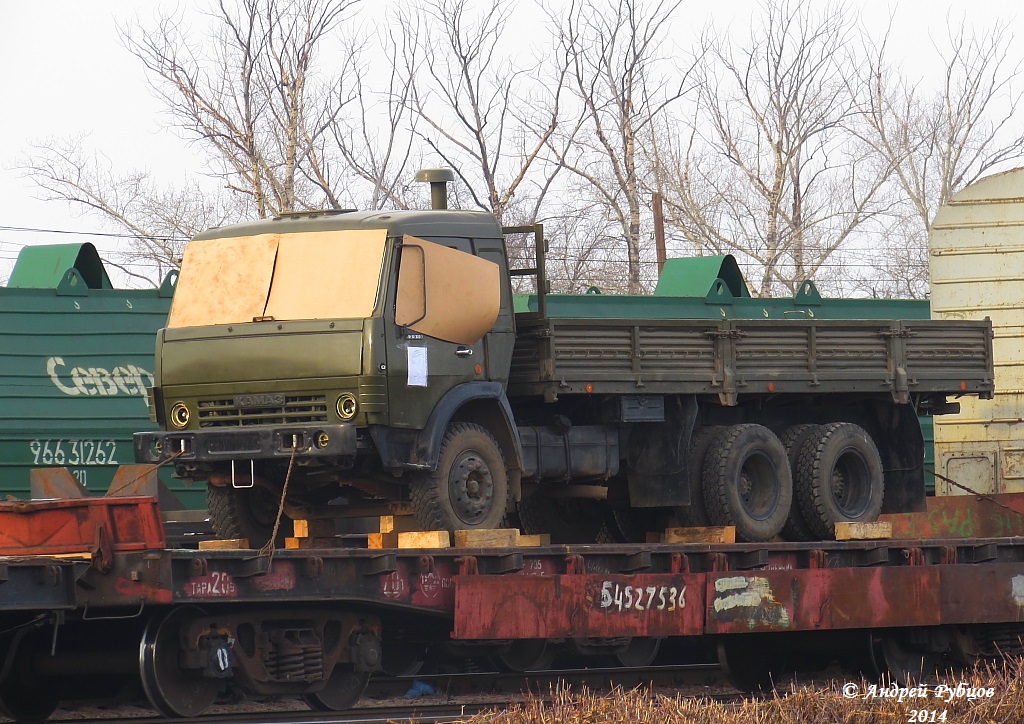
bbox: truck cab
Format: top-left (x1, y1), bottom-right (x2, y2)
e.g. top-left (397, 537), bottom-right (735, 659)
top-left (136, 176), bottom-right (525, 546)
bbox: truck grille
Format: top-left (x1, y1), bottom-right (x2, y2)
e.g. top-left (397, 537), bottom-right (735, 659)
top-left (197, 395), bottom-right (329, 427)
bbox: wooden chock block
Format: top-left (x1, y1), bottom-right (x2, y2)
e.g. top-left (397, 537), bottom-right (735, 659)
top-left (285, 537), bottom-right (343, 549)
top-left (397, 530), bottom-right (451, 549)
top-left (292, 519), bottom-right (337, 538)
top-left (454, 529), bottom-right (520, 548)
top-left (835, 521), bottom-right (892, 541)
top-left (519, 534), bottom-right (552, 547)
top-left (379, 515), bottom-right (421, 534)
top-left (660, 526), bottom-right (736, 544)
top-left (366, 532), bottom-right (399, 549)
top-left (198, 538), bottom-right (251, 550)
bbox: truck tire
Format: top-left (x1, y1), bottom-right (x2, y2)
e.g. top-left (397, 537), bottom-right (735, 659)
top-left (702, 424), bottom-right (792, 542)
top-left (675, 426), bottom-right (725, 528)
top-left (207, 484), bottom-right (287, 549)
top-left (599, 508), bottom-right (658, 544)
top-left (411, 423), bottom-right (509, 532)
top-left (796, 422), bottom-right (884, 539)
top-left (519, 494), bottom-right (603, 543)
top-left (779, 425), bottom-right (821, 542)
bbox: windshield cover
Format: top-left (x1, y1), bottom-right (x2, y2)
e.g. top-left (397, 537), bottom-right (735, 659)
top-left (168, 229), bottom-right (388, 328)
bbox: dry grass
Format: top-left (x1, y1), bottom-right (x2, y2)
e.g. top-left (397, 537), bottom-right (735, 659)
top-left (462, 660), bottom-right (1024, 724)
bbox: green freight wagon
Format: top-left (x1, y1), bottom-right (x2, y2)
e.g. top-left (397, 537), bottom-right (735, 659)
top-left (0, 243), bottom-right (203, 507)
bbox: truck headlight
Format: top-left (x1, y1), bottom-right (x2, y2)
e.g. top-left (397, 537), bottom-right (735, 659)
top-left (336, 393), bottom-right (358, 420)
top-left (170, 402), bottom-right (190, 428)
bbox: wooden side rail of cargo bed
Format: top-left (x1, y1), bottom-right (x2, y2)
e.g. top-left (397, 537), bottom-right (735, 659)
top-left (508, 317), bottom-right (994, 405)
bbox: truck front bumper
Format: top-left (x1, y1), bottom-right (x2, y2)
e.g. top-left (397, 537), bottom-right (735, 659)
top-left (134, 424), bottom-right (357, 464)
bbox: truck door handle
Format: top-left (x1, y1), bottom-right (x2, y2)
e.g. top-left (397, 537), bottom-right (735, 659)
top-left (455, 347), bottom-right (474, 357)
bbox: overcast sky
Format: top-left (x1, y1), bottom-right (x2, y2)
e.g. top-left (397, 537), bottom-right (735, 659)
top-left (0, 0), bottom-right (1019, 285)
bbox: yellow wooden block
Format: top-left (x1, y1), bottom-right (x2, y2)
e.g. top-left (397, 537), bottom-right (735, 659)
top-left (366, 532), bottom-right (399, 549)
top-left (292, 519), bottom-right (337, 538)
top-left (835, 521), bottom-right (892, 541)
top-left (379, 515), bottom-right (422, 534)
top-left (659, 526), bottom-right (736, 544)
top-left (454, 528), bottom-right (520, 548)
top-left (198, 538), bottom-right (251, 550)
top-left (397, 530), bottom-right (450, 549)
top-left (285, 536), bottom-right (344, 549)
top-left (519, 534), bottom-right (551, 547)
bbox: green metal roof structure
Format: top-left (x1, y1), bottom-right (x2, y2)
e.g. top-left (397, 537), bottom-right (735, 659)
top-left (7, 243), bottom-right (113, 290)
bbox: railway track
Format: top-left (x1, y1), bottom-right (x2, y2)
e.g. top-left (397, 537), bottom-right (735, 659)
top-left (34, 664), bottom-right (728, 724)
top-left (47, 702), bottom-right (502, 724)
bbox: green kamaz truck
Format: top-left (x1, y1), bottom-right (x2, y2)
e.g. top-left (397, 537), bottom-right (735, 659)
top-left (134, 170), bottom-right (994, 547)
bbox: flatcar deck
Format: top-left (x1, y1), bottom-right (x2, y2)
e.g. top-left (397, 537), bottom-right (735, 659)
top-left (2, 493), bottom-right (1024, 720)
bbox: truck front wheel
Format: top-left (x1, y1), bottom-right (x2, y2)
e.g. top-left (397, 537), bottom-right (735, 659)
top-left (702, 424), bottom-right (792, 542)
top-left (411, 423), bottom-right (510, 532)
top-left (207, 484), bottom-right (286, 549)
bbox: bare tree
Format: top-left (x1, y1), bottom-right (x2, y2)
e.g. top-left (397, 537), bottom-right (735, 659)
top-left (549, 0), bottom-right (686, 293)
top-left (328, 29), bottom-right (421, 211)
top-left (20, 138), bottom-right (237, 280)
top-left (401, 0), bottom-right (564, 225)
top-left (124, 0), bottom-right (361, 217)
top-left (653, 0), bottom-right (895, 297)
top-left (857, 17), bottom-right (1024, 297)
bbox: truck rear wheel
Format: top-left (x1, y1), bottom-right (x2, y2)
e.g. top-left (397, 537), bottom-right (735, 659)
top-left (207, 484), bottom-right (286, 549)
top-left (519, 494), bottom-right (603, 543)
top-left (411, 423), bottom-right (509, 532)
top-left (796, 422), bottom-right (884, 539)
top-left (779, 425), bottom-right (821, 542)
top-left (702, 424), bottom-right (792, 542)
top-left (675, 426), bottom-right (725, 528)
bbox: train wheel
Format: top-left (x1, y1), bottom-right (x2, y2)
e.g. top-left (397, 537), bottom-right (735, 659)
top-left (796, 423), bottom-right (884, 539)
top-left (614, 637), bottom-right (661, 667)
top-left (519, 494), bottom-right (603, 543)
top-left (207, 483), bottom-right (286, 549)
top-left (869, 631), bottom-right (936, 685)
top-left (380, 642), bottom-right (426, 677)
top-left (703, 424), bottom-right (792, 542)
top-left (139, 607), bottom-right (222, 718)
top-left (675, 426), bottom-right (725, 528)
top-left (778, 425), bottom-right (821, 541)
top-left (496, 639), bottom-right (555, 672)
top-left (303, 667), bottom-right (369, 711)
top-left (717, 636), bottom-right (789, 693)
top-left (0, 627), bottom-right (63, 723)
top-left (411, 423), bottom-right (509, 532)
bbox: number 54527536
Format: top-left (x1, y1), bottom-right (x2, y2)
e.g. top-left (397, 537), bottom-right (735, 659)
top-left (598, 581), bottom-right (685, 613)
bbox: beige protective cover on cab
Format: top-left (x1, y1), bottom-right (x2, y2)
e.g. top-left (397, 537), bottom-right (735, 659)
top-left (265, 230), bottom-right (387, 320)
top-left (168, 234), bottom-right (279, 328)
top-left (396, 235), bottom-right (500, 345)
top-left (167, 229), bottom-right (388, 328)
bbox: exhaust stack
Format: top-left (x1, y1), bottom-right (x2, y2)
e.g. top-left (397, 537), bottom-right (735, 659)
top-left (415, 168), bottom-right (455, 210)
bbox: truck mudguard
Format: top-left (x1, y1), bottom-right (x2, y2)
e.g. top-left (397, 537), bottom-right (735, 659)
top-left (625, 395), bottom-right (699, 507)
top-left (369, 381), bottom-right (524, 473)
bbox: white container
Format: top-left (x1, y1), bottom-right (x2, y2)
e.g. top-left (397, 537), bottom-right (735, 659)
top-left (930, 167), bottom-right (1024, 494)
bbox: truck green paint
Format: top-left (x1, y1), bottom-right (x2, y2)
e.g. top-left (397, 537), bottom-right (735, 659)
top-left (135, 172), bottom-right (993, 546)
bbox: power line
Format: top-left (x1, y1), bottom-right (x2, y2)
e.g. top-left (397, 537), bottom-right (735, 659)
top-left (0, 225), bottom-right (187, 242)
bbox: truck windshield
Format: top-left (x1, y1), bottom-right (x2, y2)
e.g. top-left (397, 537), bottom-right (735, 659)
top-left (167, 229), bottom-right (388, 328)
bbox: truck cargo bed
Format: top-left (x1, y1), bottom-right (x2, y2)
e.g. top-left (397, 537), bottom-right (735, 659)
top-left (509, 316), bottom-right (994, 404)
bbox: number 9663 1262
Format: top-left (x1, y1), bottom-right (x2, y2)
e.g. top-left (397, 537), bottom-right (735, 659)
top-left (29, 439), bottom-right (119, 467)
